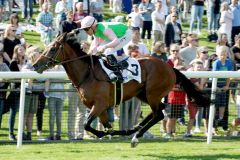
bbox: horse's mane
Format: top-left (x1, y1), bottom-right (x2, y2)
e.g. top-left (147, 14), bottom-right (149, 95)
top-left (65, 33), bottom-right (99, 64)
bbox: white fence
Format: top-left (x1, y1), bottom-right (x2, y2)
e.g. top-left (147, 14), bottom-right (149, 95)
top-left (0, 71), bottom-right (240, 148)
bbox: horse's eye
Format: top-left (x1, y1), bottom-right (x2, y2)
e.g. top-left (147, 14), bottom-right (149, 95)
top-left (50, 48), bottom-right (56, 52)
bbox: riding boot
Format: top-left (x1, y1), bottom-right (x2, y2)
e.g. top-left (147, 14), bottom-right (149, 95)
top-left (107, 55), bottom-right (118, 66)
top-left (114, 70), bottom-right (124, 83)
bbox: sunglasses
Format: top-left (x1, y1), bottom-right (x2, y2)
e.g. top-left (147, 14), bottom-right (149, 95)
top-left (83, 27), bottom-right (91, 32)
top-left (171, 50), bottom-right (179, 52)
top-left (12, 30), bottom-right (16, 32)
top-left (172, 16), bottom-right (177, 17)
top-left (201, 51), bottom-right (208, 54)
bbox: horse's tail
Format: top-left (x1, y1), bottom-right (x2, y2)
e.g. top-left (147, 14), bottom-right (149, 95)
top-left (173, 68), bottom-right (211, 107)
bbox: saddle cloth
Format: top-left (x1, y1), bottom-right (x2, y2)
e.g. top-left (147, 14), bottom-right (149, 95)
top-left (99, 57), bottom-right (141, 83)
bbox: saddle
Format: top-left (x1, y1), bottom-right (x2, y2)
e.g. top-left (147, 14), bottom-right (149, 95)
top-left (102, 55), bottom-right (129, 83)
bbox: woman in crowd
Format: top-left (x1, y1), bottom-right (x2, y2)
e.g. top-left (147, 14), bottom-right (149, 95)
top-left (6, 44), bottom-right (26, 140)
top-left (3, 24), bottom-right (21, 65)
top-left (151, 41), bottom-right (168, 62)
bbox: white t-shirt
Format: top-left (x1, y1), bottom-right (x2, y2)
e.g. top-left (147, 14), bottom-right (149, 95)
top-left (152, 0), bottom-right (168, 16)
top-left (73, 0), bottom-right (88, 11)
top-left (151, 10), bottom-right (165, 32)
top-left (128, 12), bottom-right (143, 28)
top-left (124, 41), bottom-right (150, 56)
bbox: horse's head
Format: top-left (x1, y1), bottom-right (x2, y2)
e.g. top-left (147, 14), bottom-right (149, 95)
top-left (33, 33), bottom-right (71, 73)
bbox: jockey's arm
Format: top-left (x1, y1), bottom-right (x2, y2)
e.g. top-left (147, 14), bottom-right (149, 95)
top-left (98, 28), bottom-right (120, 51)
top-left (88, 38), bottom-right (98, 55)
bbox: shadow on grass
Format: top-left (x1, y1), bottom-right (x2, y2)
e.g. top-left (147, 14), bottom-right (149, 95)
top-left (1, 136), bottom-right (239, 146)
top-left (141, 153), bottom-right (240, 160)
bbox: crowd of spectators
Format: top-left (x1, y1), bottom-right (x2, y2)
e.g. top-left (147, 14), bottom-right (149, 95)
top-left (0, 0), bottom-right (240, 141)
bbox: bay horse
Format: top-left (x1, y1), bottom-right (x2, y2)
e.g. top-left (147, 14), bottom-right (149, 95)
top-left (33, 33), bottom-right (210, 147)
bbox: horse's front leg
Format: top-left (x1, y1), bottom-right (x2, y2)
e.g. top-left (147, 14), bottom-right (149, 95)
top-left (84, 106), bottom-right (108, 138)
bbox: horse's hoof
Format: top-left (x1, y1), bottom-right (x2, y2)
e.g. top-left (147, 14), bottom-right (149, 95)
top-left (131, 135), bottom-right (139, 148)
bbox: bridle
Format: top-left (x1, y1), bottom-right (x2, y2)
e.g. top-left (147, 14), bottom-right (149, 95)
top-left (41, 38), bottom-right (91, 69)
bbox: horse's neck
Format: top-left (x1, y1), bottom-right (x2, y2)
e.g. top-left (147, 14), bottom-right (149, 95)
top-left (63, 60), bottom-right (90, 87)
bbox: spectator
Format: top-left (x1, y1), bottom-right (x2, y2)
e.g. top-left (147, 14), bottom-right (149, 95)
top-left (152, 0), bottom-right (168, 17)
top-left (218, 2), bottom-right (233, 45)
top-left (164, 65), bottom-right (186, 139)
top-left (112, 0), bottom-right (121, 13)
top-left (68, 84), bottom-right (87, 140)
top-left (3, 24), bottom-right (21, 65)
top-left (180, 33), bottom-right (188, 49)
top-left (0, 49), bottom-right (10, 128)
top-left (73, 2), bottom-right (88, 42)
top-left (164, 13), bottom-right (182, 50)
top-left (189, 0), bottom-right (204, 34)
top-left (207, 0), bottom-right (220, 34)
top-left (180, 33), bottom-right (199, 66)
top-left (165, 6), bottom-right (181, 25)
top-left (59, 11), bottom-right (77, 35)
top-left (190, 46), bottom-right (210, 70)
top-left (216, 33), bottom-right (234, 60)
top-left (55, 0), bottom-right (70, 31)
top-left (21, 51), bottom-right (41, 141)
top-left (138, 0), bottom-right (155, 44)
top-left (90, 0), bottom-right (104, 22)
top-left (26, 46), bottom-right (48, 138)
top-left (184, 61), bottom-right (205, 137)
top-left (212, 46), bottom-right (234, 130)
top-left (151, 1), bottom-right (165, 45)
top-left (9, 13), bottom-right (24, 39)
top-left (73, 0), bottom-right (88, 13)
top-left (232, 33), bottom-right (240, 70)
top-left (230, 0), bottom-right (240, 45)
top-left (151, 41), bottom-right (168, 62)
top-left (124, 30), bottom-right (150, 56)
top-left (23, 0), bottom-right (34, 23)
top-left (126, 4), bottom-right (143, 31)
top-left (36, 3), bottom-right (54, 46)
top-left (0, 0), bottom-right (5, 22)
top-left (119, 97), bottom-right (141, 138)
top-left (46, 65), bottom-right (66, 140)
top-left (127, 44), bottom-right (141, 58)
top-left (167, 44), bottom-right (185, 68)
top-left (182, 0), bottom-right (192, 21)
top-left (73, 2), bottom-right (87, 22)
top-left (6, 44), bottom-right (26, 141)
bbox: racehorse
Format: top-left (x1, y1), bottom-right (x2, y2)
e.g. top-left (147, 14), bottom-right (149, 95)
top-left (33, 33), bottom-right (210, 147)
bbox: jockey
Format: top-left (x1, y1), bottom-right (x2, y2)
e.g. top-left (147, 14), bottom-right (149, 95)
top-left (79, 16), bottom-right (132, 81)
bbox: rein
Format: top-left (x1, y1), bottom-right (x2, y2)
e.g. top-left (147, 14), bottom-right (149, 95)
top-left (41, 40), bottom-right (91, 67)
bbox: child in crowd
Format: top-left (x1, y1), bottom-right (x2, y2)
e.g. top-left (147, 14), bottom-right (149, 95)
top-left (185, 61), bottom-right (205, 137)
top-left (212, 46), bottom-right (234, 131)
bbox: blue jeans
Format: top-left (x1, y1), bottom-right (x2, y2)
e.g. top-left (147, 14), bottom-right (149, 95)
top-left (7, 92), bottom-right (20, 134)
top-left (190, 5), bottom-right (204, 33)
top-left (0, 99), bottom-right (3, 128)
top-left (207, 6), bottom-right (220, 32)
top-left (23, 0), bottom-right (33, 19)
top-left (48, 97), bottom-right (63, 137)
